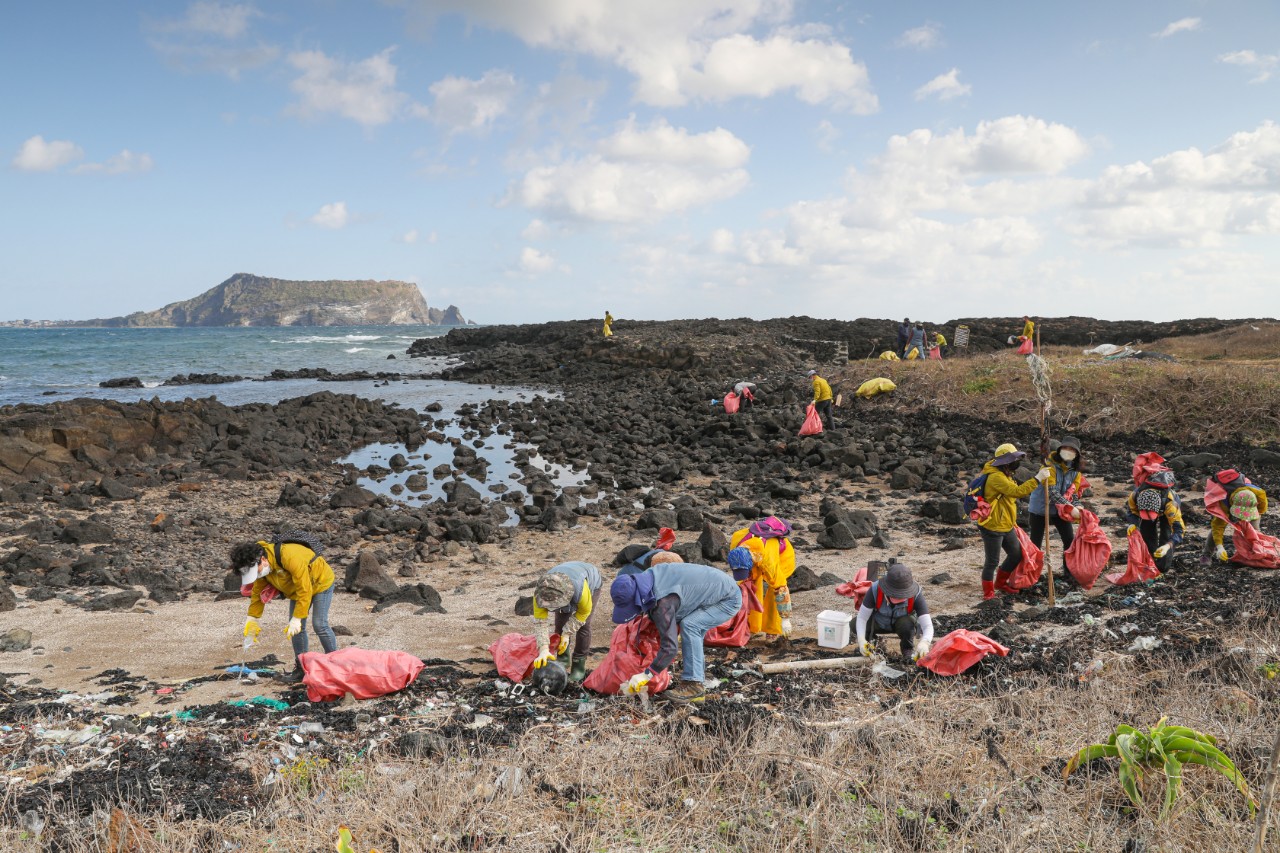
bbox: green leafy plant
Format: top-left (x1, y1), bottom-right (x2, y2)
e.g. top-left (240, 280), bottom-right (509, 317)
top-left (1064, 717), bottom-right (1255, 820)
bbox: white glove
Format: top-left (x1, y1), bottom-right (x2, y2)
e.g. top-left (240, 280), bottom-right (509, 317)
top-left (285, 617), bottom-right (303, 638)
top-left (912, 639), bottom-right (931, 663)
top-left (780, 618), bottom-right (793, 638)
top-left (1215, 545), bottom-right (1229, 562)
top-left (1035, 467), bottom-right (1051, 483)
top-left (1071, 508), bottom-right (1082, 522)
top-left (624, 671), bottom-right (652, 694)
top-left (1153, 544), bottom-right (1171, 559)
top-left (859, 641), bottom-right (874, 658)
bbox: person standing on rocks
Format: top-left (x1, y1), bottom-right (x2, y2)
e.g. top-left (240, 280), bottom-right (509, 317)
top-left (896, 318), bottom-right (911, 358)
top-left (807, 369), bottom-right (835, 429)
top-left (232, 539), bottom-right (336, 683)
top-left (729, 517), bottom-right (796, 639)
top-left (1028, 436), bottom-right (1087, 588)
top-left (1022, 316), bottom-right (1035, 340)
top-left (531, 561), bottom-right (603, 682)
top-left (609, 561), bottom-right (741, 703)
top-left (856, 563), bottom-right (934, 661)
top-left (602, 311), bottom-right (614, 337)
top-left (1125, 462), bottom-right (1184, 573)
top-left (1201, 470), bottom-right (1268, 565)
top-left (975, 444), bottom-right (1051, 599)
top-left (906, 323), bottom-right (926, 360)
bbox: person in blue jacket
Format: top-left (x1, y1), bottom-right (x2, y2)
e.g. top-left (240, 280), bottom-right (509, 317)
top-left (609, 561), bottom-right (741, 703)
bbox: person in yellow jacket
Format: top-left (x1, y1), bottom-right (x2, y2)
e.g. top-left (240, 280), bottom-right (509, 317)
top-left (729, 520), bottom-right (796, 639)
top-left (807, 369), bottom-right (835, 429)
top-left (530, 561), bottom-right (602, 682)
top-left (232, 539), bottom-right (336, 683)
top-left (1022, 316), bottom-right (1035, 340)
top-left (1201, 470), bottom-right (1268, 565)
top-left (602, 310), bottom-right (614, 337)
top-left (934, 331), bottom-right (948, 348)
top-left (975, 444), bottom-right (1050, 600)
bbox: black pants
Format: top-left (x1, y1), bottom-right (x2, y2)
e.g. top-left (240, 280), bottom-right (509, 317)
top-left (1029, 511), bottom-right (1075, 573)
top-left (1139, 518), bottom-right (1175, 572)
top-left (867, 614), bottom-right (918, 655)
top-left (553, 607), bottom-right (595, 659)
top-left (815, 399), bottom-right (834, 428)
top-left (980, 527), bottom-right (1021, 581)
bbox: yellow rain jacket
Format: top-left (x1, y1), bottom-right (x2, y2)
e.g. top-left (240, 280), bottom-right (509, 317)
top-left (602, 312), bottom-right (614, 337)
top-left (247, 541), bottom-right (335, 621)
top-left (977, 463), bottom-right (1041, 533)
top-left (811, 376), bottom-right (833, 403)
top-left (1022, 319), bottom-right (1035, 339)
top-left (855, 377), bottom-right (896, 398)
top-left (1209, 485), bottom-right (1267, 545)
top-left (935, 332), bottom-right (948, 347)
top-left (730, 528), bottom-right (795, 635)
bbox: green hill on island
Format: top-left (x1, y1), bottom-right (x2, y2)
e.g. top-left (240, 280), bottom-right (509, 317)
top-left (72, 274), bottom-right (469, 327)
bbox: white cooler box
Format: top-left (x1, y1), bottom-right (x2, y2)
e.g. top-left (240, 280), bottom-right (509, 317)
top-left (816, 609), bottom-right (853, 650)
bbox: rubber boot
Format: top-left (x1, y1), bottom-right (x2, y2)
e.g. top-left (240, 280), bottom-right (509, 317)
top-left (569, 657), bottom-right (587, 683)
top-left (982, 580), bottom-right (996, 601)
top-left (285, 657), bottom-right (305, 684)
top-left (994, 570), bottom-right (1014, 594)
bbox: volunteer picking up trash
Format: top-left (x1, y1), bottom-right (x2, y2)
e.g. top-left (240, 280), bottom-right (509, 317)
top-left (970, 443), bottom-right (1051, 600)
top-left (807, 369), bottom-right (835, 429)
top-left (1126, 454), bottom-right (1184, 573)
top-left (609, 561), bottom-right (741, 703)
top-left (531, 561), bottom-right (603, 683)
top-left (729, 516), bottom-right (797, 640)
top-left (1202, 469), bottom-right (1268, 565)
top-left (856, 562), bottom-right (934, 661)
top-left (231, 537), bottom-right (336, 683)
top-left (1029, 435), bottom-right (1087, 589)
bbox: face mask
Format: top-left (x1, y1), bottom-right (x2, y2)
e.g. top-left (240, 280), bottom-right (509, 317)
top-left (1059, 449), bottom-right (1077, 462)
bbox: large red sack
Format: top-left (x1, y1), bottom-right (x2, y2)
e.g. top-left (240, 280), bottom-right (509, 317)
top-left (1107, 529), bottom-right (1160, 585)
top-left (487, 632), bottom-right (562, 683)
top-left (1004, 526), bottom-right (1044, 591)
top-left (798, 403), bottom-right (823, 436)
top-left (583, 618), bottom-right (672, 695)
top-left (1203, 478), bottom-right (1280, 568)
top-left (1062, 508), bottom-right (1111, 590)
top-left (723, 391), bottom-right (740, 414)
top-left (299, 647), bottom-right (425, 702)
top-left (917, 629), bottom-right (1010, 676)
top-left (705, 579), bottom-right (764, 648)
top-left (928, 346), bottom-right (942, 360)
top-left (1016, 336), bottom-right (1034, 355)
top-left (835, 566), bottom-right (873, 608)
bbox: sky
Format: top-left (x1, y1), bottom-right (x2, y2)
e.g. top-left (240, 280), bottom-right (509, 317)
top-left (2, 1), bottom-right (1279, 324)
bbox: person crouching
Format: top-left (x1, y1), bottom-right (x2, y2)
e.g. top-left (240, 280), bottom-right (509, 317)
top-left (231, 540), bottom-right (336, 683)
top-left (856, 563), bottom-right (934, 661)
top-left (531, 561), bottom-right (603, 683)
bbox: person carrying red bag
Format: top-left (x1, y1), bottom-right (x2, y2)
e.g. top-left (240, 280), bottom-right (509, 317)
top-left (975, 443), bottom-right (1051, 600)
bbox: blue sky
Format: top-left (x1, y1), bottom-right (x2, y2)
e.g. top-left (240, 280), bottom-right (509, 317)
top-left (3, 1), bottom-right (1278, 323)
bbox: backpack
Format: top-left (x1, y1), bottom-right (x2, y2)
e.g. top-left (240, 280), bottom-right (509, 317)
top-left (748, 516), bottom-right (793, 540)
top-left (1213, 470), bottom-right (1249, 494)
top-left (272, 530), bottom-right (324, 567)
top-left (874, 585), bottom-right (916, 615)
top-left (963, 473), bottom-right (992, 521)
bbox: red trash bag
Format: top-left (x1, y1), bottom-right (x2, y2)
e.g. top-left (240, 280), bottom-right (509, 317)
top-left (1016, 336), bottom-right (1034, 355)
top-left (928, 346), bottom-right (942, 360)
top-left (798, 403), bottom-right (824, 436)
top-left (705, 579), bottom-right (764, 648)
top-left (1229, 522), bottom-right (1280, 569)
top-left (487, 632), bottom-right (561, 683)
top-left (917, 629), bottom-right (1010, 676)
top-left (654, 527), bottom-right (676, 551)
top-left (723, 391), bottom-right (740, 414)
top-left (583, 617), bottom-right (672, 695)
top-left (835, 566), bottom-right (873, 608)
top-left (1004, 526), bottom-right (1044, 591)
top-left (1062, 508), bottom-right (1111, 590)
top-left (1107, 529), bottom-right (1160, 585)
top-left (299, 647), bottom-right (425, 703)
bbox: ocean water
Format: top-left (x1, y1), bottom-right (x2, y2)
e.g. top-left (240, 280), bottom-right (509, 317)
top-left (0, 325), bottom-right (508, 409)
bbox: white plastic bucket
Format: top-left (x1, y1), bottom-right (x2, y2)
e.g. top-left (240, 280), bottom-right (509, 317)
top-left (815, 609), bottom-right (853, 650)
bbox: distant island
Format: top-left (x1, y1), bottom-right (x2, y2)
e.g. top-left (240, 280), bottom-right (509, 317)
top-left (2, 273), bottom-right (471, 327)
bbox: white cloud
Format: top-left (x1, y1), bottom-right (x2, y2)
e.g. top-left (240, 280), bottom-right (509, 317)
top-left (75, 150), bottom-right (155, 175)
top-left (148, 2), bottom-right (277, 78)
top-left (310, 201), bottom-right (349, 229)
top-left (878, 116), bottom-right (1089, 177)
top-left (914, 68), bottom-right (971, 101)
top-left (413, 1), bottom-right (876, 110)
top-left (1219, 49), bottom-right (1279, 84)
top-left (519, 246), bottom-right (561, 273)
top-left (896, 22), bottom-right (942, 50)
top-left (508, 117), bottom-right (751, 223)
top-left (522, 219), bottom-right (551, 240)
top-left (12, 136), bottom-right (84, 172)
top-left (816, 119), bottom-right (839, 153)
top-left (708, 228), bottom-right (735, 253)
top-left (428, 70), bottom-right (519, 134)
top-left (399, 229), bottom-right (420, 243)
top-left (1153, 17), bottom-right (1201, 39)
top-left (165, 1), bottom-right (260, 37)
top-left (287, 49), bottom-right (422, 127)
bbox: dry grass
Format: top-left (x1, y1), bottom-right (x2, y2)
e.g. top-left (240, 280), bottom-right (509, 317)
top-left (847, 349), bottom-right (1280, 445)
top-left (1153, 322), bottom-right (1280, 362)
top-left (4, 637), bottom-right (1278, 853)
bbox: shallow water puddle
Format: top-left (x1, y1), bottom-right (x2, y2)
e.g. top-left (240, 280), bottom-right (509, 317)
top-left (340, 420), bottom-right (592, 525)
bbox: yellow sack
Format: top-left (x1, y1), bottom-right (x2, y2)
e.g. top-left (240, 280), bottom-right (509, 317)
top-left (856, 377), bottom-right (897, 398)
top-left (906, 347), bottom-right (920, 360)
top-left (878, 351), bottom-right (900, 361)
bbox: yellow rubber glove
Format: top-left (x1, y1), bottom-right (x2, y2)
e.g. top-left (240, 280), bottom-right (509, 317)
top-left (912, 640), bottom-right (931, 663)
top-left (1215, 545), bottom-right (1229, 562)
top-left (285, 617), bottom-right (303, 638)
top-left (1126, 524), bottom-right (1136, 536)
top-left (1153, 544), bottom-right (1171, 559)
top-left (624, 671), bottom-right (652, 694)
top-left (859, 641), bottom-right (874, 658)
top-left (533, 648), bottom-right (555, 669)
top-left (243, 617), bottom-right (261, 643)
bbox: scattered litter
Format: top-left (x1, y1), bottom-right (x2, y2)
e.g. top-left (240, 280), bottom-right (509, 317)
top-left (1127, 636), bottom-right (1162, 653)
top-left (1117, 622), bottom-right (1140, 635)
top-left (871, 661), bottom-right (906, 680)
top-left (298, 722), bottom-right (325, 735)
top-left (227, 696), bottom-right (290, 711)
top-left (468, 714), bottom-right (494, 730)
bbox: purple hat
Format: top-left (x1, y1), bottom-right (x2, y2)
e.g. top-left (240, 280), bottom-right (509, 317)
top-left (610, 572), bottom-right (656, 624)
top-left (726, 546), bottom-right (754, 581)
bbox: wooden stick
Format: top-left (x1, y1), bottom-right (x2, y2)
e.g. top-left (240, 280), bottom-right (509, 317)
top-left (1038, 323), bottom-right (1055, 607)
top-left (759, 656), bottom-right (872, 674)
top-left (1255, 725), bottom-right (1280, 853)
